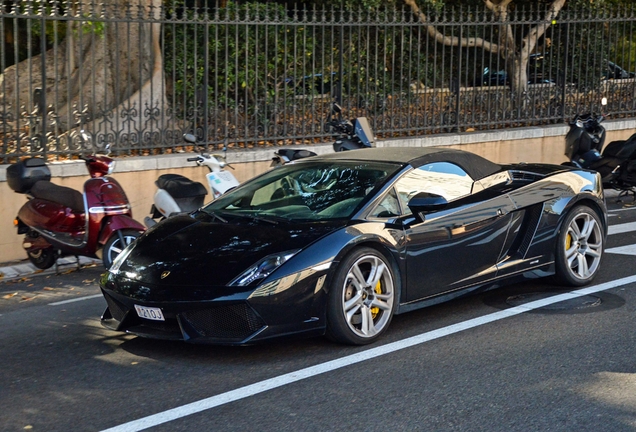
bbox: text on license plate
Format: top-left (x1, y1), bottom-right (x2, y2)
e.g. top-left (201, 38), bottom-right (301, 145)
top-left (134, 305), bottom-right (165, 321)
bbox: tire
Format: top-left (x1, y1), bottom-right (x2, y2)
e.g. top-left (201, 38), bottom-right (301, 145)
top-left (102, 229), bottom-right (142, 269)
top-left (554, 205), bottom-right (604, 286)
top-left (28, 247), bottom-right (57, 270)
top-left (326, 247), bottom-right (397, 345)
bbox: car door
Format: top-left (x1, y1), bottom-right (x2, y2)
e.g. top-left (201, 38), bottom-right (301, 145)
top-left (396, 163), bottom-right (516, 302)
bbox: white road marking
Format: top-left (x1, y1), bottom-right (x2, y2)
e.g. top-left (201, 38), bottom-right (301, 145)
top-left (608, 221), bottom-right (636, 235)
top-left (608, 206), bottom-right (636, 213)
top-left (48, 294), bottom-right (103, 306)
top-left (99, 275), bottom-right (636, 432)
top-left (606, 244), bottom-right (636, 256)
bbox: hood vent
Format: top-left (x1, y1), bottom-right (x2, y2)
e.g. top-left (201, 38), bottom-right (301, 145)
top-left (509, 170), bottom-right (545, 182)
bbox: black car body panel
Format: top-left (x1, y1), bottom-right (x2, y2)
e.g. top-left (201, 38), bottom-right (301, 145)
top-left (100, 147), bottom-right (607, 345)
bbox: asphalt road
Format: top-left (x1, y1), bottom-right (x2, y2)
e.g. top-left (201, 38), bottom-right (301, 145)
top-left (2, 196), bottom-right (636, 432)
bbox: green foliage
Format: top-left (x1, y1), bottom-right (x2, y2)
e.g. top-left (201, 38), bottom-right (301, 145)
top-left (162, 0), bottom-right (454, 121)
top-left (15, 1), bottom-right (106, 51)
top-left (611, 35), bottom-right (636, 74)
top-left (164, 1), bottom-right (316, 116)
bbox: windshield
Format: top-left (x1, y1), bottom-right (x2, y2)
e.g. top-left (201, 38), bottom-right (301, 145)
top-left (202, 160), bottom-right (399, 221)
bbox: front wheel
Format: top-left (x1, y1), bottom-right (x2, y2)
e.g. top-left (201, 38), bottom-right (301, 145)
top-left (554, 205), bottom-right (604, 286)
top-left (28, 247), bottom-right (57, 270)
top-left (326, 247), bottom-right (397, 345)
top-left (102, 229), bottom-right (142, 269)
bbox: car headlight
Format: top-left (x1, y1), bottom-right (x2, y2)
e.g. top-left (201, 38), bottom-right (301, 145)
top-left (229, 249), bottom-right (300, 286)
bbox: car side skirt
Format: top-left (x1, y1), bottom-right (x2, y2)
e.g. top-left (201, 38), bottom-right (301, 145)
top-left (395, 262), bottom-right (554, 315)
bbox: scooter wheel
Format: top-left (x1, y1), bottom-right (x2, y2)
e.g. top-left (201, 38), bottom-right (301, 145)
top-left (28, 248), bottom-right (57, 270)
top-left (103, 229), bottom-right (142, 269)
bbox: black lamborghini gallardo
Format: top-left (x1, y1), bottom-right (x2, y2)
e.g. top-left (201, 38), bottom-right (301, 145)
top-left (100, 147), bottom-right (607, 345)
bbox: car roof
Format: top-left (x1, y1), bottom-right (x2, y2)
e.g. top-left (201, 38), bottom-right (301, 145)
top-left (310, 147), bottom-right (501, 181)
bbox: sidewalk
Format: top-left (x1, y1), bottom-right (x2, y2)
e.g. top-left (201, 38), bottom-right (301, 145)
top-left (0, 256), bottom-right (101, 282)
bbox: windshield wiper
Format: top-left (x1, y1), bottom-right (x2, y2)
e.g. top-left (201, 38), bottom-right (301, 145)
top-left (201, 209), bottom-right (228, 223)
top-left (218, 211), bottom-right (279, 225)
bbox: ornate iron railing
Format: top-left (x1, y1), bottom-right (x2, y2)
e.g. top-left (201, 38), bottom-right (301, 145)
top-left (0, 1), bottom-right (635, 162)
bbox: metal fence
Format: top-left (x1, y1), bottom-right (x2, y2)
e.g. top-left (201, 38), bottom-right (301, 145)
top-left (1, 1), bottom-right (636, 162)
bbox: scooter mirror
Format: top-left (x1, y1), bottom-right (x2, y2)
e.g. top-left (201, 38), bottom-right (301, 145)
top-left (183, 133), bottom-right (197, 144)
top-left (601, 97), bottom-right (608, 106)
top-left (79, 130), bottom-right (92, 149)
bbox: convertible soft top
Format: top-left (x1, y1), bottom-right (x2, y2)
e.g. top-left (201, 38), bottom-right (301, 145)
top-left (312, 147), bottom-right (501, 181)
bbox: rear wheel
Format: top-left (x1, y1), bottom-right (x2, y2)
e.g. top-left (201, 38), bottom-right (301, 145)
top-left (27, 247), bottom-right (57, 270)
top-left (103, 229), bottom-right (141, 269)
top-left (326, 247), bottom-right (397, 345)
top-left (555, 205), bottom-right (604, 286)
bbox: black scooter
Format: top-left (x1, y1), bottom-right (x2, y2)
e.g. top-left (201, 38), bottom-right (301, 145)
top-left (327, 102), bottom-right (375, 152)
top-left (564, 98), bottom-right (636, 199)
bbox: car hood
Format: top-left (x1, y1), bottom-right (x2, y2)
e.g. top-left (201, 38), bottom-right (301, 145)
top-left (115, 213), bottom-right (344, 287)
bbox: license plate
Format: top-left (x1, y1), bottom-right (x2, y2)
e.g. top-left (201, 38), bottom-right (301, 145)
top-left (134, 305), bottom-right (165, 321)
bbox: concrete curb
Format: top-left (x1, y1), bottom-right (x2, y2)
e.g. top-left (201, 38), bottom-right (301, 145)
top-left (0, 256), bottom-right (101, 282)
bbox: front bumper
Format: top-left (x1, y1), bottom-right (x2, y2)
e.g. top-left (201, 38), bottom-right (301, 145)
top-left (101, 289), bottom-right (268, 344)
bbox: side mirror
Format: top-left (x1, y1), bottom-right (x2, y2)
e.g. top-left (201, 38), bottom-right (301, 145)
top-left (407, 192), bottom-right (448, 219)
top-left (183, 133), bottom-right (197, 144)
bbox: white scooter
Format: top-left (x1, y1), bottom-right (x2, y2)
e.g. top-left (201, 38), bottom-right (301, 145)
top-left (144, 134), bottom-right (240, 227)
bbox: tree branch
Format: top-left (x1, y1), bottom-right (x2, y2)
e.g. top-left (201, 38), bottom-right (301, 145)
top-left (522, 0), bottom-right (566, 56)
top-left (404, 0), bottom-right (500, 54)
top-left (483, 0), bottom-right (496, 11)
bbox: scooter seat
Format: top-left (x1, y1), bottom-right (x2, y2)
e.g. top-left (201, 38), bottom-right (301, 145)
top-left (276, 149), bottom-right (317, 161)
top-left (30, 180), bottom-right (85, 213)
top-left (589, 155), bottom-right (623, 179)
top-left (604, 134), bottom-right (636, 159)
top-left (156, 174), bottom-right (208, 199)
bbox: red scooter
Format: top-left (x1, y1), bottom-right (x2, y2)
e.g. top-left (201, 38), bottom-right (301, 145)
top-left (7, 154), bottom-right (145, 269)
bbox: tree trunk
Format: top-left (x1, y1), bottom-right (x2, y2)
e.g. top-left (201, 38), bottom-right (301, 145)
top-left (0, 0), bottom-right (170, 150)
top-left (508, 56), bottom-right (528, 96)
top-left (403, 0), bottom-right (566, 111)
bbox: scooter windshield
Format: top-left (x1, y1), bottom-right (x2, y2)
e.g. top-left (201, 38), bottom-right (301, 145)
top-left (353, 117), bottom-right (375, 147)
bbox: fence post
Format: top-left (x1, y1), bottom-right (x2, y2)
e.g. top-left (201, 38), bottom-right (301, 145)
top-left (204, 13), bottom-right (210, 146)
top-left (560, 21), bottom-right (570, 123)
top-left (40, 13), bottom-right (47, 155)
top-left (455, 15), bottom-right (462, 133)
top-left (337, 1), bottom-right (344, 105)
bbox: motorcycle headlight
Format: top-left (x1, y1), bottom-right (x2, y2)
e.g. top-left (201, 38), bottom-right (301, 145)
top-left (229, 249), bottom-right (300, 286)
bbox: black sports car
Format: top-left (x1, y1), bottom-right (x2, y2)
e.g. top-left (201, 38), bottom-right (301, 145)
top-left (100, 147), bottom-right (607, 345)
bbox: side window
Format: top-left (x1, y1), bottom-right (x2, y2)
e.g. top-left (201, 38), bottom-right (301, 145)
top-left (394, 162), bottom-right (474, 213)
top-left (369, 187), bottom-right (401, 218)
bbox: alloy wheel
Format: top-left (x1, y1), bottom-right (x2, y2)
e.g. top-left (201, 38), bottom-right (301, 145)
top-left (340, 254), bottom-right (395, 339)
top-left (563, 210), bottom-right (603, 280)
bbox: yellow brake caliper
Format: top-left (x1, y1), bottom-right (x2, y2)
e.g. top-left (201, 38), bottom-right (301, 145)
top-left (565, 232), bottom-right (572, 250)
top-left (371, 280), bottom-right (382, 319)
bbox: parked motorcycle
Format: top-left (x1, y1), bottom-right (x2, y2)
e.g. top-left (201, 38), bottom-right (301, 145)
top-left (271, 149), bottom-right (317, 166)
top-left (144, 133), bottom-right (240, 227)
top-left (564, 98), bottom-right (636, 198)
top-left (7, 145), bottom-right (146, 270)
top-left (270, 102), bottom-right (375, 166)
top-left (327, 102), bottom-right (376, 152)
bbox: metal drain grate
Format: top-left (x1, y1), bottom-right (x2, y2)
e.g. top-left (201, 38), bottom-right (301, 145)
top-left (506, 292), bottom-right (602, 310)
